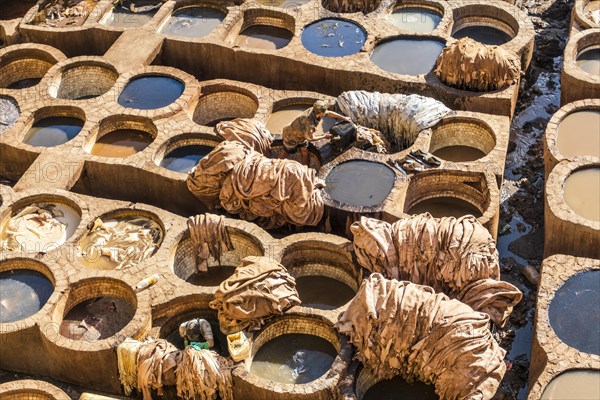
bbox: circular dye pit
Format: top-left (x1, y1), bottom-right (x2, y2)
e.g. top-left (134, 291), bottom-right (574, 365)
top-left (576, 46), bottom-right (600, 76)
top-left (1, 203), bottom-right (80, 252)
top-left (159, 144), bottom-right (213, 173)
top-left (301, 19), bottom-right (366, 57)
top-left (0, 97), bottom-right (19, 133)
top-left (548, 270), bottom-right (600, 355)
top-left (0, 269), bottom-right (53, 323)
top-left (362, 375), bottom-right (439, 400)
top-left (118, 76), bottom-right (184, 110)
top-left (60, 296), bottom-right (135, 340)
top-left (563, 168), bottom-right (600, 221)
top-left (103, 6), bottom-right (157, 28)
top-left (78, 215), bottom-right (163, 270)
top-left (295, 276), bottom-right (354, 310)
top-left (186, 266), bottom-right (237, 287)
top-left (325, 160), bottom-right (395, 207)
top-left (557, 110), bottom-right (600, 158)
top-left (541, 370), bottom-right (600, 400)
top-left (371, 38), bottom-right (444, 75)
top-left (161, 6), bottom-right (226, 38)
top-left (7, 78), bottom-right (41, 89)
top-left (24, 117), bottom-right (84, 147)
top-left (250, 333), bottom-right (337, 384)
top-left (584, 1), bottom-right (600, 24)
top-left (388, 7), bottom-right (442, 33)
top-left (432, 146), bottom-right (486, 161)
top-left (193, 90), bottom-right (258, 126)
top-left (407, 197), bottom-right (483, 218)
top-left (266, 104), bottom-right (336, 136)
top-left (90, 129), bottom-right (154, 158)
top-left (235, 25), bottom-right (293, 50)
top-left (452, 26), bottom-right (512, 46)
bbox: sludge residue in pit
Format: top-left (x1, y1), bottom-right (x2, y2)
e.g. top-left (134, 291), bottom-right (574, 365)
top-left (267, 105), bottom-right (336, 136)
top-left (250, 333), bottom-right (337, 384)
top-left (407, 197), bottom-right (482, 218)
top-left (118, 76), bottom-right (184, 110)
top-left (0, 269), bottom-right (53, 323)
top-left (371, 39), bottom-right (445, 76)
top-left (432, 145), bottom-right (486, 162)
top-left (103, 7), bottom-right (156, 28)
top-left (541, 370), bottom-right (600, 400)
top-left (235, 25), bottom-right (292, 50)
top-left (548, 270), bottom-right (600, 356)
top-left (161, 7), bottom-right (226, 38)
top-left (301, 19), bottom-right (366, 57)
top-left (24, 117), bottom-right (84, 147)
top-left (388, 7), bottom-right (441, 33)
top-left (186, 266), bottom-right (237, 287)
top-left (295, 276), bottom-right (354, 310)
top-left (452, 26), bottom-right (512, 46)
top-left (60, 297), bottom-right (135, 341)
top-left (362, 375), bottom-right (439, 400)
top-left (325, 160), bottom-right (396, 207)
top-left (576, 46), bottom-right (600, 76)
top-left (557, 110), bottom-right (600, 158)
top-left (563, 168), bottom-right (600, 222)
top-left (91, 129), bottom-right (153, 158)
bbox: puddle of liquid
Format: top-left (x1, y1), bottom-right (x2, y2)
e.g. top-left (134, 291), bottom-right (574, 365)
top-left (118, 76), bottom-right (184, 110)
top-left (576, 47), bottom-right (600, 77)
top-left (432, 145), bottom-right (486, 162)
top-left (325, 160), bottom-right (396, 207)
top-left (266, 105), bottom-right (307, 135)
top-left (0, 97), bottom-right (19, 133)
top-left (453, 26), bottom-right (512, 46)
top-left (371, 39), bottom-right (445, 75)
top-left (91, 129), bottom-right (153, 158)
top-left (408, 197), bottom-right (483, 218)
top-left (2, 203), bottom-right (80, 253)
top-left (548, 270), bottom-right (600, 355)
top-left (103, 6), bottom-right (156, 28)
top-left (388, 7), bottom-right (441, 33)
top-left (563, 168), bottom-right (600, 221)
top-left (301, 19), bottom-right (366, 57)
top-left (250, 333), bottom-right (337, 384)
top-left (235, 25), bottom-right (292, 50)
top-left (363, 375), bottom-right (439, 400)
top-left (256, 0), bottom-right (311, 7)
top-left (0, 270), bottom-right (54, 323)
top-left (541, 370), bottom-right (600, 400)
top-left (7, 78), bottom-right (41, 89)
top-left (60, 296), bottom-right (135, 340)
top-left (160, 144), bottom-right (213, 173)
top-left (186, 266), bottom-right (237, 287)
top-left (295, 276), bottom-right (355, 310)
top-left (24, 117), bottom-right (84, 147)
top-left (161, 6), bottom-right (226, 38)
top-left (557, 110), bottom-right (600, 158)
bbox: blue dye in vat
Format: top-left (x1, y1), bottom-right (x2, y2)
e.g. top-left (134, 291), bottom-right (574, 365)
top-left (118, 76), bottom-right (184, 110)
top-left (160, 144), bottom-right (214, 173)
top-left (0, 269), bottom-right (53, 323)
top-left (24, 117), bottom-right (84, 147)
top-left (301, 19), bottom-right (366, 57)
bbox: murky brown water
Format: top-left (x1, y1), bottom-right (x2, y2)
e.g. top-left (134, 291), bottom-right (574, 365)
top-left (161, 6), bottom-right (226, 38)
top-left (432, 145), bottom-right (486, 162)
top-left (408, 197), bottom-right (482, 218)
top-left (452, 26), bottom-right (512, 45)
top-left (541, 370), bottom-right (600, 399)
top-left (60, 297), bottom-right (135, 341)
top-left (250, 333), bottom-right (337, 384)
top-left (557, 110), bottom-right (600, 158)
top-left (388, 7), bottom-right (441, 33)
top-left (576, 46), bottom-right (600, 76)
top-left (0, 270), bottom-right (54, 323)
top-left (563, 168), bottom-right (600, 221)
top-left (91, 130), bottom-right (153, 158)
top-left (363, 375), bottom-right (439, 400)
top-left (325, 161), bottom-right (396, 207)
top-left (266, 105), bottom-right (336, 136)
top-left (295, 276), bottom-right (354, 310)
top-left (371, 39), bottom-right (445, 76)
top-left (235, 25), bottom-right (292, 50)
top-left (186, 266), bottom-right (237, 287)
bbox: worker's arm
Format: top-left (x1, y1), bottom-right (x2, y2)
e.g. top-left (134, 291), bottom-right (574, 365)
top-left (198, 319), bottom-right (215, 348)
top-left (323, 110), bottom-right (352, 122)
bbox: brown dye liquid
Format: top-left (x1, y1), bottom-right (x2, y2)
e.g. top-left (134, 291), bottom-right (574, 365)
top-left (60, 297), bottom-right (135, 340)
top-left (557, 110), bottom-right (600, 158)
top-left (186, 266), bottom-right (236, 287)
top-left (250, 334), bottom-right (337, 384)
top-left (295, 276), bottom-right (355, 310)
top-left (576, 47), bottom-right (600, 76)
top-left (235, 25), bottom-right (292, 50)
top-left (256, 0), bottom-right (311, 7)
top-left (91, 130), bottom-right (153, 158)
top-left (408, 197), bottom-right (482, 218)
top-left (266, 105), bottom-right (307, 135)
top-left (563, 168), bottom-right (600, 222)
top-left (541, 370), bottom-right (600, 399)
top-left (432, 145), bottom-right (486, 162)
top-left (363, 375), bottom-right (439, 400)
